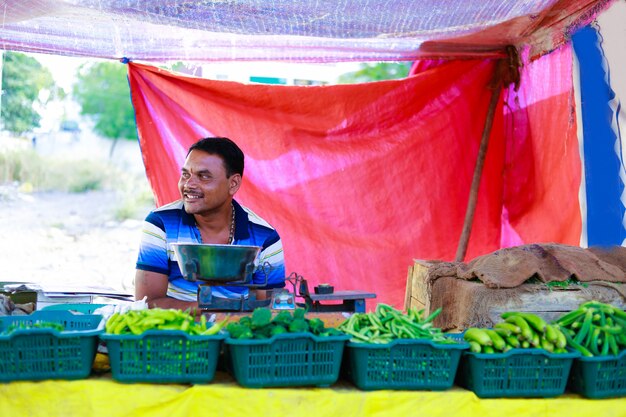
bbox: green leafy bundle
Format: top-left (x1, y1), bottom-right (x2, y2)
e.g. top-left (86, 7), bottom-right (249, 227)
top-left (226, 308), bottom-right (342, 339)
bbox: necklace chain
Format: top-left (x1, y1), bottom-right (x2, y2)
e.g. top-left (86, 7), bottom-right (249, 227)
top-left (228, 202), bottom-right (235, 244)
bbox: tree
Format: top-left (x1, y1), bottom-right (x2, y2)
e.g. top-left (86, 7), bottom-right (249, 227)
top-left (1, 51), bottom-right (56, 134)
top-left (337, 62), bottom-right (412, 84)
top-left (73, 62), bottom-right (137, 142)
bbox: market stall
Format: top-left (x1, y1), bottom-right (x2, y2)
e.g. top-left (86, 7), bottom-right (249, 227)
top-left (2, 1), bottom-right (626, 416)
top-left (1, 1), bottom-right (624, 309)
top-left (4, 243), bottom-right (625, 415)
top-left (1, 301), bottom-right (626, 417)
top-left (0, 239), bottom-right (625, 413)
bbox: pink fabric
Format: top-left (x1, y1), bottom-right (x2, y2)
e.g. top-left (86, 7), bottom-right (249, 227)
top-left (501, 45), bottom-right (582, 247)
top-left (128, 49), bottom-right (581, 308)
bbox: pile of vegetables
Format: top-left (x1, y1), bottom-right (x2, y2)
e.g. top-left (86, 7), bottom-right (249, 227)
top-left (337, 303), bottom-right (453, 344)
top-left (555, 300), bottom-right (626, 357)
top-left (225, 307), bottom-right (342, 339)
top-left (2, 321), bottom-right (65, 335)
top-left (105, 308), bottom-right (226, 336)
top-left (464, 312), bottom-right (568, 354)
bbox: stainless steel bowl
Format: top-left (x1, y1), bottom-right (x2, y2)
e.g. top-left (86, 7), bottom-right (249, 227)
top-left (171, 243), bottom-right (261, 282)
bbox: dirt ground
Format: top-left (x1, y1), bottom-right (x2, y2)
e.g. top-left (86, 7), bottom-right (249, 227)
top-left (0, 131), bottom-right (156, 298)
top-left (0, 183), bottom-right (154, 295)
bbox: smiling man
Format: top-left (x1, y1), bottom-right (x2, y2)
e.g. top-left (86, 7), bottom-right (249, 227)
top-left (134, 137), bottom-right (286, 310)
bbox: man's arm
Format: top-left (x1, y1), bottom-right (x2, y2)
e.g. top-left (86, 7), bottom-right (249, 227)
top-left (135, 269), bottom-right (198, 310)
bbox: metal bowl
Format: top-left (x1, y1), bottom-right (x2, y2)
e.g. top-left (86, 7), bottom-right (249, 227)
top-left (171, 243), bottom-right (261, 282)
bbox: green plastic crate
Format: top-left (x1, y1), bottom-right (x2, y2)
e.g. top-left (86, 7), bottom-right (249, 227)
top-left (101, 330), bottom-right (225, 384)
top-left (456, 348), bottom-right (579, 398)
top-left (343, 338), bottom-right (469, 391)
top-left (40, 303), bottom-right (107, 314)
top-left (0, 310), bottom-right (103, 381)
top-left (568, 350), bottom-right (626, 399)
top-left (225, 332), bottom-right (350, 388)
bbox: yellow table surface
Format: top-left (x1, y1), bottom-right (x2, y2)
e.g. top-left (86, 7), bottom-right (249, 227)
top-left (1, 371), bottom-right (625, 417)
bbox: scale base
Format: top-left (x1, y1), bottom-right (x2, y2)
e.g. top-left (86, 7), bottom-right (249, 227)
top-left (302, 290), bottom-right (376, 313)
top-left (197, 285), bottom-right (270, 311)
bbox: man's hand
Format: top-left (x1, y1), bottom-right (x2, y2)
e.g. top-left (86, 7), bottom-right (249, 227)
top-left (134, 269), bottom-right (199, 310)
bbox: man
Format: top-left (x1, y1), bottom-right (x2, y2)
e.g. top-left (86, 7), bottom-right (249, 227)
top-left (134, 137), bottom-right (285, 309)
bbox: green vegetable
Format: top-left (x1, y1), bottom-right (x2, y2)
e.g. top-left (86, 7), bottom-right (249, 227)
top-left (226, 322), bottom-right (253, 339)
top-left (554, 307), bottom-right (587, 327)
top-left (468, 341), bottom-right (482, 353)
top-left (574, 309), bottom-right (594, 344)
top-left (494, 322), bottom-right (521, 335)
top-left (466, 312), bottom-right (571, 355)
top-left (202, 318), bottom-right (229, 335)
top-left (251, 308), bottom-right (272, 328)
top-left (555, 301), bottom-right (626, 357)
top-left (308, 318), bottom-right (325, 335)
top-left (270, 325), bottom-right (288, 336)
top-left (504, 315), bottom-right (534, 341)
top-left (337, 304), bottom-right (455, 344)
top-left (288, 318), bottom-right (309, 333)
top-left (485, 329), bottom-right (506, 351)
top-left (293, 308), bottom-right (306, 320)
top-left (225, 307), bottom-right (342, 339)
top-left (272, 311), bottom-right (293, 326)
top-left (104, 308), bottom-right (225, 336)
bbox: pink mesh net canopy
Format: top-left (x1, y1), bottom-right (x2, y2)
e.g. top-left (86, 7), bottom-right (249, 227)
top-left (0, 0), bottom-right (614, 62)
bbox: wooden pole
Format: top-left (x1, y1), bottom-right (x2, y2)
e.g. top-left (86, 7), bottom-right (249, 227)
top-left (454, 61), bottom-right (505, 263)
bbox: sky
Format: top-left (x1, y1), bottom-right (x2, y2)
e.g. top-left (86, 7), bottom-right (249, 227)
top-left (27, 52), bottom-right (362, 134)
top-left (31, 53), bottom-right (94, 92)
top-left (31, 52), bottom-right (362, 91)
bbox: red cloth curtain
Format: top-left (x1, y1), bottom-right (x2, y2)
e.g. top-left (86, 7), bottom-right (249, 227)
top-left (128, 47), bottom-right (580, 308)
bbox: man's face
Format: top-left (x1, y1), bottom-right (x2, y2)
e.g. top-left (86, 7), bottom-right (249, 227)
top-left (178, 150), bottom-right (241, 215)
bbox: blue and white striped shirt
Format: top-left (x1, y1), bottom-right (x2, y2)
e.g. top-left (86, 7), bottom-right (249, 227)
top-left (136, 199), bottom-right (285, 301)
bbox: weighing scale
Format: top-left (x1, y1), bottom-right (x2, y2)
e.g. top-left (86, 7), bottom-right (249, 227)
top-left (173, 243), bottom-right (376, 313)
top-left (283, 272), bottom-right (376, 313)
top-left (173, 243), bottom-right (272, 311)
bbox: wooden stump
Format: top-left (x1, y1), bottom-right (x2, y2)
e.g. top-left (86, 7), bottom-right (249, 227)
top-left (405, 260), bottom-right (626, 331)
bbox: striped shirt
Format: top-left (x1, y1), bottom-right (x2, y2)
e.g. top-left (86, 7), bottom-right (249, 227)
top-left (136, 199), bottom-right (285, 301)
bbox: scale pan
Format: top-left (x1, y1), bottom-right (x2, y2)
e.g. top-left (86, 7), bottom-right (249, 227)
top-left (171, 243), bottom-right (261, 282)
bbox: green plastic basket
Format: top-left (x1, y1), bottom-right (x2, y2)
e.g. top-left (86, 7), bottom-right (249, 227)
top-left (0, 310), bottom-right (103, 381)
top-left (101, 330), bottom-right (225, 384)
top-left (456, 348), bottom-right (579, 398)
top-left (225, 332), bottom-right (350, 388)
top-left (568, 350), bottom-right (626, 399)
top-left (343, 338), bottom-right (469, 391)
top-left (40, 303), bottom-right (107, 314)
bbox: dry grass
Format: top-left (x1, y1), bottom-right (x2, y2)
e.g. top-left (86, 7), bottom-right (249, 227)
top-left (0, 143), bottom-right (154, 220)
